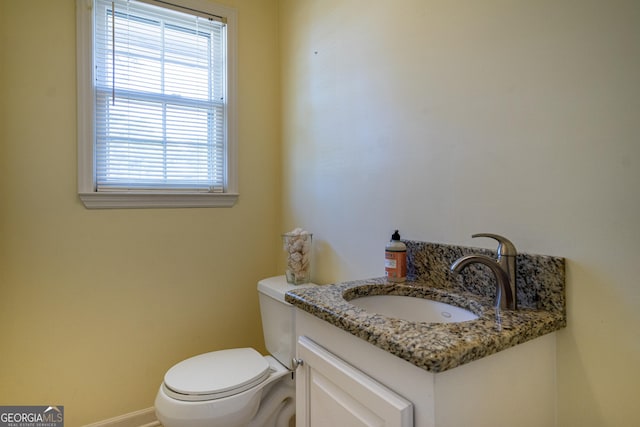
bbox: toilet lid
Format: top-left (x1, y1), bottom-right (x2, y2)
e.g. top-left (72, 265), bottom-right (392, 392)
top-left (163, 348), bottom-right (271, 401)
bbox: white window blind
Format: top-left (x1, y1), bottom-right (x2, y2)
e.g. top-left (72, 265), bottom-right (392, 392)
top-left (93, 0), bottom-right (226, 192)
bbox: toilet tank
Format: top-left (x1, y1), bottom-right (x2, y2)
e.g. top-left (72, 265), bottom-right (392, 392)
top-left (257, 276), bottom-right (316, 370)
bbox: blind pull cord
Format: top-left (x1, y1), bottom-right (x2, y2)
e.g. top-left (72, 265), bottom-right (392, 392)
top-left (111, 1), bottom-right (115, 105)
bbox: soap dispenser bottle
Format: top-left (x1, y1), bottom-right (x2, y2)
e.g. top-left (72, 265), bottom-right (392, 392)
top-left (385, 230), bottom-right (407, 282)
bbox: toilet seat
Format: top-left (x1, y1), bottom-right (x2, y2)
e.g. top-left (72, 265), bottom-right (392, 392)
top-left (163, 348), bottom-right (271, 402)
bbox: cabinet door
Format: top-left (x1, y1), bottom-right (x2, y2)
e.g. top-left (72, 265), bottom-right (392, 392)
top-left (296, 336), bottom-right (413, 427)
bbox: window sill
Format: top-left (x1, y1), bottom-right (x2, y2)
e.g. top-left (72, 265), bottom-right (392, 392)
top-left (79, 192), bottom-right (239, 209)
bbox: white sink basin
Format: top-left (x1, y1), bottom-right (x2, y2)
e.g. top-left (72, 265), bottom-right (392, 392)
top-left (350, 295), bottom-right (479, 323)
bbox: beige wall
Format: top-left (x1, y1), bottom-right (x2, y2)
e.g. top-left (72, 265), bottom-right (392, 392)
top-left (0, 0), bottom-right (281, 425)
top-left (280, 0), bottom-right (640, 426)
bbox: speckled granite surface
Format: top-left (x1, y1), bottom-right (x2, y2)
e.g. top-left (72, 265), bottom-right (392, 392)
top-left (285, 240), bottom-right (566, 373)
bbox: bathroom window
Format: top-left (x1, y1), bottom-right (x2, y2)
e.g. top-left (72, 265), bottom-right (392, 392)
top-left (76, 0), bottom-right (237, 208)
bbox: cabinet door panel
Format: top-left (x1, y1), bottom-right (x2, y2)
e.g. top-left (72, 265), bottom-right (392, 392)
top-left (297, 336), bottom-right (413, 427)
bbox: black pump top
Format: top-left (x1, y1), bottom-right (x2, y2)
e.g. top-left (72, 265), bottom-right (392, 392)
top-left (391, 230), bottom-right (401, 241)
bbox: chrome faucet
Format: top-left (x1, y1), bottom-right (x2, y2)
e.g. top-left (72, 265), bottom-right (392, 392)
top-left (450, 233), bottom-right (517, 310)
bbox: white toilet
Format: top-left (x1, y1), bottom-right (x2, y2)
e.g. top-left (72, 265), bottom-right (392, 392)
top-left (155, 276), bottom-right (316, 427)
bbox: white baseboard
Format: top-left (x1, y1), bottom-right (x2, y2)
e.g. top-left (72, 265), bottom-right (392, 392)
top-left (82, 407), bottom-right (160, 427)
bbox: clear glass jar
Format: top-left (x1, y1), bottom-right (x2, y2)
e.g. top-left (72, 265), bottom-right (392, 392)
top-left (282, 232), bottom-right (313, 284)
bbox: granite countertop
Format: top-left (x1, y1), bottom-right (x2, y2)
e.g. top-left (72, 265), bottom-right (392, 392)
top-left (284, 239), bottom-right (567, 373)
top-left (285, 277), bottom-right (566, 372)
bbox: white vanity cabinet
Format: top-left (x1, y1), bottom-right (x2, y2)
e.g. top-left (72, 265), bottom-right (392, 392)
top-left (294, 309), bottom-right (557, 427)
top-left (296, 336), bottom-right (413, 427)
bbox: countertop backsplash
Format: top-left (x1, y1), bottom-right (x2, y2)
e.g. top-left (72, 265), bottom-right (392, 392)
top-left (405, 240), bottom-right (565, 313)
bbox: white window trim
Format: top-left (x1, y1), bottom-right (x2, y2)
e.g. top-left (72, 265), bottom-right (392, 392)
top-left (76, 0), bottom-right (238, 209)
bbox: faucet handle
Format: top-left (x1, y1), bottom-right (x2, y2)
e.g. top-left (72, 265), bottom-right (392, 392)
top-left (471, 233), bottom-right (517, 257)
